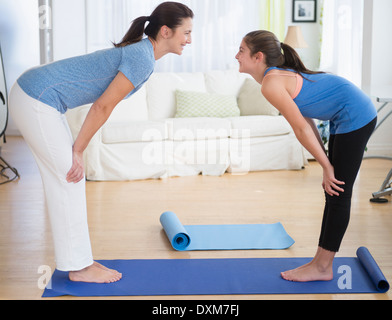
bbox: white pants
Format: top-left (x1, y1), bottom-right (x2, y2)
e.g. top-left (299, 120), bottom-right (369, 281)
top-left (9, 83), bottom-right (93, 271)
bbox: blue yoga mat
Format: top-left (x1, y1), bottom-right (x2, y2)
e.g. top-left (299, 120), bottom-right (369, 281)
top-left (159, 211), bottom-right (295, 251)
top-left (42, 247), bottom-right (389, 297)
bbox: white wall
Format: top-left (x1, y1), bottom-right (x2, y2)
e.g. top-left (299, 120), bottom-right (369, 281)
top-left (368, 0), bottom-right (392, 87)
top-left (0, 0), bottom-right (40, 136)
top-left (52, 0), bottom-right (86, 61)
top-left (362, 0), bottom-right (392, 157)
top-left (284, 0), bottom-right (322, 71)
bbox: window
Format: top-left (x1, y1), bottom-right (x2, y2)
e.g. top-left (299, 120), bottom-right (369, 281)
top-left (86, 0), bottom-right (261, 72)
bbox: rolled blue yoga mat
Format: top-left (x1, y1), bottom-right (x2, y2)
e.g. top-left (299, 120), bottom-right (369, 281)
top-left (160, 211), bottom-right (191, 250)
top-left (42, 247), bottom-right (389, 297)
top-left (159, 211), bottom-right (295, 251)
top-left (357, 247), bottom-right (390, 293)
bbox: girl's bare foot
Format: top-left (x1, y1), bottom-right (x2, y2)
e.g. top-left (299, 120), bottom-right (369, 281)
top-left (69, 262), bottom-right (122, 283)
top-left (281, 263), bottom-right (333, 282)
top-left (281, 247), bottom-right (335, 282)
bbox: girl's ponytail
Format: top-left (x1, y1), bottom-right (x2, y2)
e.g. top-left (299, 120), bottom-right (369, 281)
top-left (279, 42), bottom-right (312, 74)
top-left (244, 30), bottom-right (322, 75)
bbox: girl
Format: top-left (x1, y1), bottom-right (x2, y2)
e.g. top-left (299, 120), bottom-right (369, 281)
top-left (236, 30), bottom-right (377, 282)
top-left (9, 2), bottom-right (193, 284)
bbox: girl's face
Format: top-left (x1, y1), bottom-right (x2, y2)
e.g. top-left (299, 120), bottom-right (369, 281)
top-left (167, 18), bottom-right (193, 55)
top-left (235, 40), bottom-right (258, 74)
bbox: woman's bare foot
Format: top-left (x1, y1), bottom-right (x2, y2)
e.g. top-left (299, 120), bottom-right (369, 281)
top-left (281, 247), bottom-right (335, 282)
top-left (93, 261), bottom-right (121, 276)
top-left (69, 262), bottom-right (122, 283)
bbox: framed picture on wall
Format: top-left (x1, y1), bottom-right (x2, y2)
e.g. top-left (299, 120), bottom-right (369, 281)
top-left (293, 0), bottom-right (317, 23)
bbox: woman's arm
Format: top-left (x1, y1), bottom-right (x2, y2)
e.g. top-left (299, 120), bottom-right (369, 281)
top-left (66, 71), bottom-right (135, 183)
top-left (262, 77), bottom-right (344, 196)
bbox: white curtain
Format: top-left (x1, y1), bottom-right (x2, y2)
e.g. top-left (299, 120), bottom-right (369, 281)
top-left (86, 0), bottom-right (260, 72)
top-left (259, 0), bottom-right (286, 41)
top-left (319, 0), bottom-right (364, 86)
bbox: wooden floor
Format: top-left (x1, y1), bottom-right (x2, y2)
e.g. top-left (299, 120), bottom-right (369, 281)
top-left (1, 136), bottom-right (391, 300)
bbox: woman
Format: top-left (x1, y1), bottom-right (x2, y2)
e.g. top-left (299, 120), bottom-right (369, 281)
top-left (236, 31), bottom-right (377, 282)
top-left (9, 2), bottom-right (193, 284)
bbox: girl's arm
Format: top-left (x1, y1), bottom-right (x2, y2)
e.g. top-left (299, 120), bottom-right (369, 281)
top-left (66, 71), bottom-right (135, 183)
top-left (262, 77), bottom-right (344, 196)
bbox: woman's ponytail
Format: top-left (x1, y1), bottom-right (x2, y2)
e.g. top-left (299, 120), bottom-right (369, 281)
top-left (114, 16), bottom-right (150, 47)
top-left (114, 2), bottom-right (194, 48)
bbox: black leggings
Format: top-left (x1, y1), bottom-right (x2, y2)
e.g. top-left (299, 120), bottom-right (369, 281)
top-left (318, 117), bottom-right (377, 252)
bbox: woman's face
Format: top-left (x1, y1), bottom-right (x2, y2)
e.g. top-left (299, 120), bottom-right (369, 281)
top-left (168, 17), bottom-right (193, 55)
top-left (235, 39), bottom-right (258, 74)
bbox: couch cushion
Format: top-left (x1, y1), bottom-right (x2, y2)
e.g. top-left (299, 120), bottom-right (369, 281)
top-left (102, 120), bottom-right (167, 144)
top-left (229, 115), bottom-right (293, 138)
top-left (175, 90), bottom-right (240, 118)
top-left (166, 117), bottom-right (231, 141)
top-left (146, 72), bottom-right (207, 120)
top-left (204, 69), bottom-right (248, 96)
top-left (237, 78), bottom-right (280, 116)
top-left (108, 86), bottom-right (148, 122)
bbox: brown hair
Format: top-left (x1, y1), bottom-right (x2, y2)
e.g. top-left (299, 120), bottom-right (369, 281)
top-left (114, 2), bottom-right (194, 47)
top-left (243, 30), bottom-right (322, 75)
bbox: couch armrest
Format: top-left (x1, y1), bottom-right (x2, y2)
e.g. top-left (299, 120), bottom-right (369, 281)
top-left (66, 104), bottom-right (103, 146)
top-left (66, 104), bottom-right (91, 141)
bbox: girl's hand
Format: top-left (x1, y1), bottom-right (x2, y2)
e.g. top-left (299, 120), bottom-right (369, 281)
top-left (322, 165), bottom-right (345, 196)
top-left (66, 149), bottom-right (85, 183)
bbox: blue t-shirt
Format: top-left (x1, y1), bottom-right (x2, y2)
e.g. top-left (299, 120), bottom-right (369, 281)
top-left (17, 38), bottom-right (155, 114)
top-left (264, 67), bottom-right (377, 134)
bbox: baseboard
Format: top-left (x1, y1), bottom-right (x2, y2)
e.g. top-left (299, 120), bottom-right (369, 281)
top-left (5, 129), bottom-right (21, 136)
top-left (366, 144), bottom-right (392, 158)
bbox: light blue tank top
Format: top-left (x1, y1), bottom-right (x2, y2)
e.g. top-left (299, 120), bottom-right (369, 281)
top-left (17, 38), bottom-right (155, 114)
top-left (264, 67), bottom-right (377, 134)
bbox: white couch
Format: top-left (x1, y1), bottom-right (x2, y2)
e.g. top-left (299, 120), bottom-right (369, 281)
top-left (66, 70), bottom-right (307, 181)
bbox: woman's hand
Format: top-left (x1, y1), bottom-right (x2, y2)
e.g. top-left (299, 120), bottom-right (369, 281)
top-left (322, 165), bottom-right (345, 197)
top-left (66, 72), bottom-right (134, 183)
top-left (66, 149), bottom-right (85, 183)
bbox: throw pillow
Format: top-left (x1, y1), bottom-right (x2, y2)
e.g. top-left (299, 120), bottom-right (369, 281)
top-left (237, 78), bottom-right (279, 116)
top-left (175, 90), bottom-right (240, 118)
